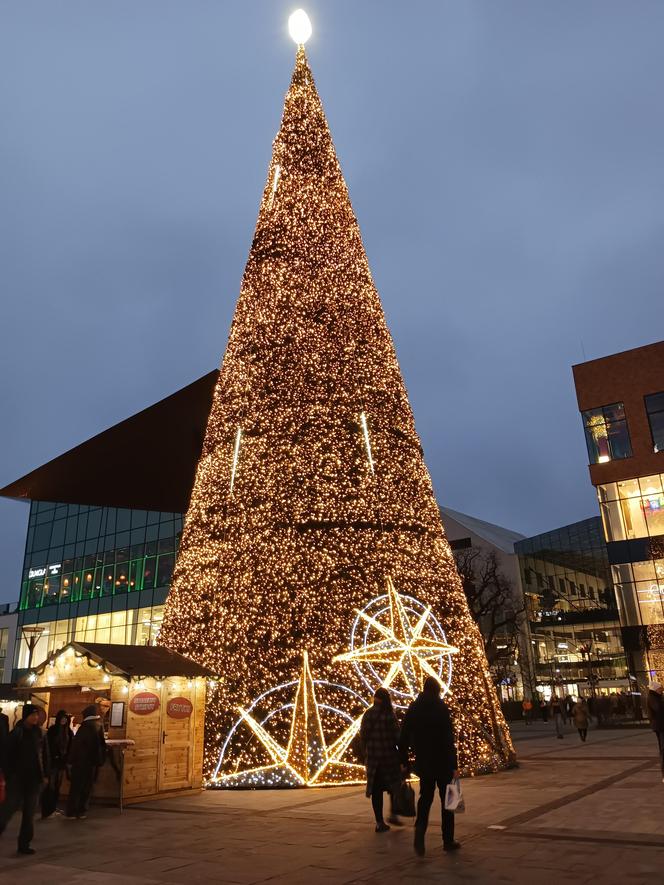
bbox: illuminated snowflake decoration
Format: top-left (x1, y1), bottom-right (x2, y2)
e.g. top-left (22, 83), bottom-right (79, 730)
top-left (335, 577), bottom-right (458, 708)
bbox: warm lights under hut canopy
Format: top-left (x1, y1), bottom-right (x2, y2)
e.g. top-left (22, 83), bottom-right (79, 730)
top-left (157, 9), bottom-right (515, 785)
top-left (25, 641), bottom-right (219, 690)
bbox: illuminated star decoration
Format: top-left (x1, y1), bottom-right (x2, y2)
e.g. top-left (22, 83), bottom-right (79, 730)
top-left (212, 650), bottom-right (366, 788)
top-left (334, 577), bottom-right (459, 702)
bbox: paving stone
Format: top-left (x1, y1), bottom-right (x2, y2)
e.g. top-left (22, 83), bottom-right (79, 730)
top-left (0, 726), bottom-right (662, 884)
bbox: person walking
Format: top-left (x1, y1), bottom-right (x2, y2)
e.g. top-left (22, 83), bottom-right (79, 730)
top-left (0, 703), bottom-right (48, 855)
top-left (65, 704), bottom-right (106, 820)
top-left (43, 710), bottom-right (73, 817)
top-left (646, 680), bottom-right (664, 783)
top-left (572, 697), bottom-right (590, 742)
top-left (522, 698), bottom-right (533, 725)
top-left (399, 676), bottom-right (461, 857)
top-left (551, 696), bottom-right (565, 739)
top-left (360, 687), bottom-right (402, 832)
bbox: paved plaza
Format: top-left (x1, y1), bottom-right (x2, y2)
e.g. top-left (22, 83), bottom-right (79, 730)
top-left (1, 722), bottom-right (663, 884)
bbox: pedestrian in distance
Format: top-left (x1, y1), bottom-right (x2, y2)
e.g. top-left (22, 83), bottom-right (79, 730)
top-left (522, 698), bottom-right (533, 725)
top-left (42, 709), bottom-right (73, 818)
top-left (360, 687), bottom-right (402, 832)
top-left (551, 696), bottom-right (565, 739)
top-left (399, 675), bottom-right (461, 857)
top-left (646, 680), bottom-right (664, 783)
top-left (0, 703), bottom-right (48, 856)
top-left (572, 697), bottom-right (590, 742)
top-left (65, 703), bottom-right (106, 820)
top-left (540, 698), bottom-right (549, 722)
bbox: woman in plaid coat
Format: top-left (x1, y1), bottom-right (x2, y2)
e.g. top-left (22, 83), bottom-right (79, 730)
top-left (361, 687), bottom-right (402, 832)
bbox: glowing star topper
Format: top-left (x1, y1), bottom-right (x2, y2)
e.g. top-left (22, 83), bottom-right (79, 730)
top-left (212, 651), bottom-right (366, 788)
top-left (334, 577), bottom-right (459, 700)
top-left (288, 9), bottom-right (312, 45)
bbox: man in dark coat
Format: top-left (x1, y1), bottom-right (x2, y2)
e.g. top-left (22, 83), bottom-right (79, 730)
top-left (65, 704), bottom-right (106, 820)
top-left (646, 679), bottom-right (664, 781)
top-left (399, 676), bottom-right (460, 856)
top-left (0, 703), bottom-right (47, 855)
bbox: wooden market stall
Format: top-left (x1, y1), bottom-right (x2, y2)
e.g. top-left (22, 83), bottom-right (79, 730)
top-left (25, 642), bottom-right (216, 805)
top-left (0, 684), bottom-right (25, 733)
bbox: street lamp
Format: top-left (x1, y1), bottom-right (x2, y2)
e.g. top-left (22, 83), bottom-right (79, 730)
top-left (21, 625), bottom-right (46, 671)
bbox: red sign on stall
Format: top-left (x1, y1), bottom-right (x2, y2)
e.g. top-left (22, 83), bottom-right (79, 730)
top-left (129, 692), bottom-right (160, 715)
top-left (167, 697), bottom-right (193, 720)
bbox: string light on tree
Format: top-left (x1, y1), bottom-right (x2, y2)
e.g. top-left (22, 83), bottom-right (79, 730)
top-left (159, 10), bottom-right (515, 781)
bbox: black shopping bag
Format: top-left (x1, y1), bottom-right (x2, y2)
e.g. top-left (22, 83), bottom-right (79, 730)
top-left (393, 780), bottom-right (416, 817)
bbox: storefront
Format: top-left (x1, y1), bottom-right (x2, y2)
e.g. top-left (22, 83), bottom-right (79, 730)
top-left (25, 642), bottom-right (216, 804)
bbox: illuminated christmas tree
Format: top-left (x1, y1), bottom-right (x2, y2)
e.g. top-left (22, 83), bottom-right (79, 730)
top-left (160, 11), bottom-right (514, 781)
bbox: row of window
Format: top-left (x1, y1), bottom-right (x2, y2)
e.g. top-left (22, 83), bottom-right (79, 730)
top-left (20, 544), bottom-right (178, 610)
top-left (598, 474), bottom-right (664, 542)
top-left (15, 606), bottom-right (164, 670)
top-left (523, 568), bottom-right (602, 601)
top-left (582, 393), bottom-right (664, 465)
top-left (613, 558), bottom-right (664, 627)
top-left (27, 510), bottom-right (181, 558)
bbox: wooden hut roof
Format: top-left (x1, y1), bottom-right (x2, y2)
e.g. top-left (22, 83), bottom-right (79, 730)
top-left (33, 642), bottom-right (218, 680)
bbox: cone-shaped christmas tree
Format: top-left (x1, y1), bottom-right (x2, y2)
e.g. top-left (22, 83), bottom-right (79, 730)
top-left (160, 32), bottom-right (514, 780)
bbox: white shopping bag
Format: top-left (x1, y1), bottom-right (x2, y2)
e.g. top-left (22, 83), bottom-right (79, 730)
top-left (444, 777), bottom-right (465, 813)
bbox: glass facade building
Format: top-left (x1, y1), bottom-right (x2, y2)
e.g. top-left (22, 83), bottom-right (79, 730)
top-left (14, 501), bottom-right (182, 671)
top-left (515, 518), bottom-right (627, 697)
top-left (573, 341), bottom-right (664, 694)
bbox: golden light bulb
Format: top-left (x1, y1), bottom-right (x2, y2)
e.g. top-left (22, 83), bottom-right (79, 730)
top-left (288, 9), bottom-right (312, 45)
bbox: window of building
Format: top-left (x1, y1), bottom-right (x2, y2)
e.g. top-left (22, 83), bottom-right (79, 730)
top-left (646, 392), bottom-right (664, 454)
top-left (598, 475), bottom-right (664, 542)
top-left (19, 503), bottom-right (183, 612)
top-left (582, 402), bottom-right (632, 464)
top-left (0, 627), bottom-right (7, 676)
top-left (449, 537), bottom-right (472, 551)
top-left (612, 558), bottom-right (664, 625)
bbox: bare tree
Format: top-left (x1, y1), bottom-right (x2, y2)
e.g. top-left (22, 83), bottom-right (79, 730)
top-left (453, 548), bottom-right (527, 685)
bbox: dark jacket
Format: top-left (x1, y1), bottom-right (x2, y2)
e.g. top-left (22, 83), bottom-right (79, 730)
top-left (360, 704), bottom-right (401, 797)
top-left (47, 711), bottom-right (74, 768)
top-left (4, 721), bottom-right (46, 787)
top-left (399, 693), bottom-right (457, 779)
top-left (647, 690), bottom-right (664, 732)
top-left (0, 711), bottom-right (9, 774)
top-left (69, 716), bottom-right (106, 770)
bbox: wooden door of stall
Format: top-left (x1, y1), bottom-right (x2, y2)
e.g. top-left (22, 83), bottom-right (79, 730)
top-left (158, 682), bottom-right (195, 792)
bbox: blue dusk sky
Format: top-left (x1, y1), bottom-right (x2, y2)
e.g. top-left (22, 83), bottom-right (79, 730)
top-left (1, 1), bottom-right (664, 603)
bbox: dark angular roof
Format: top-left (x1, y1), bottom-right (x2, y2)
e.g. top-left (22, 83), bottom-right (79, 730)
top-left (0, 370), bottom-right (218, 514)
top-left (34, 642), bottom-right (218, 679)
